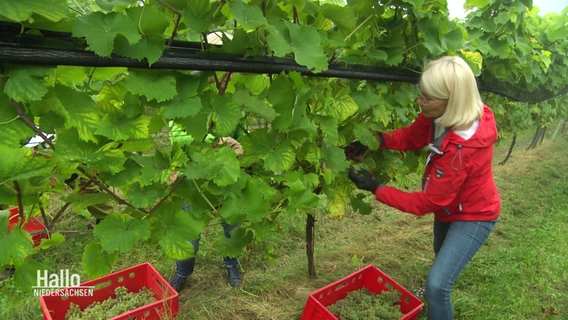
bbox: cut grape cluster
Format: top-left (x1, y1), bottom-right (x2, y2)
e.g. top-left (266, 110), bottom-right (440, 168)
top-left (65, 286), bottom-right (155, 320)
top-left (328, 288), bottom-right (401, 320)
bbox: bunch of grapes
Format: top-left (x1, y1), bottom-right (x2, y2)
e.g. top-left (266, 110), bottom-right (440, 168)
top-left (65, 286), bottom-right (156, 320)
top-left (327, 288), bottom-right (402, 320)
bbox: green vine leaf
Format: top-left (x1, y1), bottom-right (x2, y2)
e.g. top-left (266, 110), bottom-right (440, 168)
top-left (286, 21), bottom-right (329, 72)
top-left (215, 226), bottom-right (254, 258)
top-left (48, 86), bottom-right (101, 143)
top-left (352, 123), bottom-right (380, 150)
top-left (350, 192), bottom-right (373, 215)
top-left (158, 232), bottom-right (196, 260)
top-left (326, 190), bottom-right (347, 219)
top-left (233, 89), bottom-right (279, 122)
top-left (127, 153), bottom-right (166, 187)
top-left (161, 75), bottom-right (204, 119)
top-left (444, 22), bottom-right (465, 51)
top-left (155, 209), bottom-right (205, 260)
top-left (123, 70), bottom-right (177, 102)
top-left (210, 94), bottom-right (242, 137)
top-left (0, 146), bottom-right (51, 185)
top-left (65, 192), bottom-right (114, 215)
top-left (114, 33), bottom-right (165, 66)
top-left (229, 0), bottom-right (269, 30)
top-left (267, 75), bottom-right (297, 130)
top-left (177, 110), bottom-right (210, 143)
top-left (219, 176), bottom-right (276, 224)
top-left (266, 21), bottom-right (292, 57)
top-left (53, 132), bottom-right (127, 174)
top-left (82, 241), bottom-right (118, 279)
top-left (36, 232), bottom-right (65, 250)
top-left (279, 171), bottom-right (322, 214)
top-left (320, 3), bottom-right (356, 31)
top-left (4, 67), bottom-right (50, 102)
top-left (326, 87), bottom-right (359, 122)
top-left (321, 142), bottom-right (350, 173)
top-left (73, 11), bottom-right (141, 57)
top-left (13, 259), bottom-right (46, 291)
top-left (240, 129), bottom-right (296, 173)
top-left (122, 183), bottom-right (163, 208)
top-left (185, 147), bottom-right (242, 187)
top-left (181, 0), bottom-right (216, 33)
top-left (130, 6), bottom-right (170, 35)
top-left (0, 0), bottom-right (68, 23)
top-left (418, 15), bottom-right (445, 55)
top-left (113, 6), bottom-right (169, 65)
top-left (0, 217), bottom-right (34, 267)
top-left (93, 213), bottom-right (152, 253)
top-left (0, 100), bottom-right (33, 148)
top-left (95, 114), bottom-right (150, 140)
top-left (461, 50), bottom-right (484, 76)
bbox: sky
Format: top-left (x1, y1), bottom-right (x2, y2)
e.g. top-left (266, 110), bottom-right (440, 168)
top-left (448, 0), bottom-right (568, 19)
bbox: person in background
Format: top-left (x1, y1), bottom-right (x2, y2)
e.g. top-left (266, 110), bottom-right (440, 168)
top-left (167, 125), bottom-right (244, 291)
top-left (346, 56), bottom-right (501, 320)
top-left (168, 218), bottom-right (242, 291)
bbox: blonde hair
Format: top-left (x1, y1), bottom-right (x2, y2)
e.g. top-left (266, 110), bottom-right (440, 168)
top-left (419, 56), bottom-right (483, 129)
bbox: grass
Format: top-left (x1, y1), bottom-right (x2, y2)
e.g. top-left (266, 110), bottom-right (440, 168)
top-left (1, 132), bottom-right (567, 320)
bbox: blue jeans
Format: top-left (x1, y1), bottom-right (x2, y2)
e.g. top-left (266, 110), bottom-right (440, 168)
top-left (174, 221), bottom-right (239, 277)
top-left (425, 219), bottom-right (497, 320)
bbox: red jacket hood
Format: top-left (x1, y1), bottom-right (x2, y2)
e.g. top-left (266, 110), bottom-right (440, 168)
top-left (441, 105), bottom-right (498, 150)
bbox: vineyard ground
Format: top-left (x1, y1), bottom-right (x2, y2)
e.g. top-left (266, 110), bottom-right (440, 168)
top-left (1, 129), bottom-right (567, 320)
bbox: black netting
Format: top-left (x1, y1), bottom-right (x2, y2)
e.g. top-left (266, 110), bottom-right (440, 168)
top-left (1, 22), bottom-right (566, 103)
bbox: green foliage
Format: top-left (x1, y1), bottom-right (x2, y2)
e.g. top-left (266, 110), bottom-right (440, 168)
top-left (0, 0), bottom-right (68, 22)
top-left (0, 217), bottom-right (34, 267)
top-left (73, 11), bottom-right (140, 57)
top-left (82, 241), bottom-right (118, 278)
top-left (0, 0), bottom-right (566, 294)
top-left (93, 214), bottom-right (152, 253)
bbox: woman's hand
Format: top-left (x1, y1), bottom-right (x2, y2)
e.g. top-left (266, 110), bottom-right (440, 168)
top-left (343, 141), bottom-right (368, 162)
top-left (348, 167), bottom-right (380, 193)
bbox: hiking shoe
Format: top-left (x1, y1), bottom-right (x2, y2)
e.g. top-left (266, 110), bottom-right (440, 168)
top-left (225, 264), bottom-right (242, 288)
top-left (169, 274), bottom-right (188, 292)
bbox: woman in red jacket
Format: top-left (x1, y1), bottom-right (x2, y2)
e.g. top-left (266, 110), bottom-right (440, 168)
top-left (348, 55), bottom-right (501, 320)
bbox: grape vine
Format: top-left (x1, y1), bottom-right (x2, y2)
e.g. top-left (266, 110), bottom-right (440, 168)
top-left (0, 0), bottom-right (567, 292)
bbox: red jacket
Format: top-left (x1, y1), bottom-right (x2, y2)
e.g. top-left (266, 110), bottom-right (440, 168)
top-left (375, 105), bottom-right (501, 222)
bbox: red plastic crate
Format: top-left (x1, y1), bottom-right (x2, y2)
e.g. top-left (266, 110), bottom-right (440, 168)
top-left (7, 207), bottom-right (49, 247)
top-left (300, 265), bottom-right (424, 320)
top-left (39, 262), bottom-right (179, 320)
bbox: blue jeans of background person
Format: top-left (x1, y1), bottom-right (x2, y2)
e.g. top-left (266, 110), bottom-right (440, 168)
top-left (425, 218), bottom-right (497, 320)
top-left (174, 221), bottom-right (239, 278)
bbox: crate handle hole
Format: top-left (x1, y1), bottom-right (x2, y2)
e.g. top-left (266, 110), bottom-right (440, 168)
top-left (93, 280), bottom-right (112, 290)
top-left (334, 282), bottom-right (349, 292)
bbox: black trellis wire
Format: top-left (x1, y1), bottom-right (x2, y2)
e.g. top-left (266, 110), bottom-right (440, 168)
top-left (0, 23), bottom-right (566, 104)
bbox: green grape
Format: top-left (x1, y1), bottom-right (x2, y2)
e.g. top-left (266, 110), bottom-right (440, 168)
top-left (65, 286), bottom-right (156, 320)
top-left (327, 288), bottom-right (402, 320)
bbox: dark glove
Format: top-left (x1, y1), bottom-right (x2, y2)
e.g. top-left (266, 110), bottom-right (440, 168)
top-left (344, 141), bottom-right (368, 162)
top-left (348, 167), bottom-right (380, 193)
